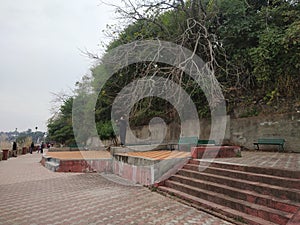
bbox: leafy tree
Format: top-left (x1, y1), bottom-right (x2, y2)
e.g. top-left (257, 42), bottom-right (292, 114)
top-left (47, 97), bottom-right (76, 146)
top-left (47, 0), bottom-right (300, 144)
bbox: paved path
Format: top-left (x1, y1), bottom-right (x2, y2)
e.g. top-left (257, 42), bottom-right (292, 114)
top-left (0, 153), bottom-right (232, 225)
top-left (207, 151), bottom-right (300, 171)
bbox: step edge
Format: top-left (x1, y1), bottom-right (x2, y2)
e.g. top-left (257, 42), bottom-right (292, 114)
top-left (180, 168), bottom-right (300, 194)
top-left (189, 160), bottom-right (300, 178)
top-left (165, 179), bottom-right (295, 219)
top-left (157, 185), bottom-right (278, 225)
top-left (172, 173), bottom-right (300, 208)
top-left (186, 164), bottom-right (300, 182)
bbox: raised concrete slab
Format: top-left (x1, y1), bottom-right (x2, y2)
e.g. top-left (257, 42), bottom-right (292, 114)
top-left (41, 151), bottom-right (113, 173)
top-left (191, 146), bottom-right (241, 159)
top-left (41, 150), bottom-right (191, 185)
top-left (110, 143), bottom-right (175, 154)
top-left (113, 150), bottom-right (191, 185)
top-left (45, 150), bottom-right (111, 159)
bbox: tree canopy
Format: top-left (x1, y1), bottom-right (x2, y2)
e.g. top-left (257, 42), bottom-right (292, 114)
top-left (47, 0), bottom-right (300, 146)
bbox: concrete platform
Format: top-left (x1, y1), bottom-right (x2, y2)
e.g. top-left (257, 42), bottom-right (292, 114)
top-left (113, 150), bottom-right (191, 185)
top-left (191, 146), bottom-right (241, 159)
top-left (45, 150), bottom-right (111, 159)
top-left (41, 148), bottom-right (300, 188)
top-left (41, 150), bottom-right (192, 185)
top-left (41, 151), bottom-right (112, 173)
top-left (114, 150), bottom-right (190, 164)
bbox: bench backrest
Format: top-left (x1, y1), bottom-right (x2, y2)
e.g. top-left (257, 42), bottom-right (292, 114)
top-left (197, 139), bottom-right (216, 145)
top-left (178, 136), bottom-right (198, 144)
top-left (178, 136), bottom-right (198, 152)
top-left (257, 138), bottom-right (285, 144)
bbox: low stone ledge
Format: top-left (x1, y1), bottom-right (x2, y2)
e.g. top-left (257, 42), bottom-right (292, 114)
top-left (191, 146), bottom-right (241, 159)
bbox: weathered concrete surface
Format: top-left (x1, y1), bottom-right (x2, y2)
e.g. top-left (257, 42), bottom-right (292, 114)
top-left (110, 145), bottom-right (170, 155)
top-left (113, 155), bottom-right (190, 185)
top-left (42, 151), bottom-right (113, 173)
top-left (191, 146), bottom-right (241, 159)
top-left (230, 112), bottom-right (300, 152)
top-left (126, 116), bottom-right (230, 146)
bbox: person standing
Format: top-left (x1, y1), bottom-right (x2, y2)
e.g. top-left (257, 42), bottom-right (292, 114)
top-left (30, 142), bottom-right (34, 154)
top-left (118, 116), bottom-right (127, 146)
top-left (40, 142), bottom-right (44, 154)
top-left (12, 141), bottom-right (17, 157)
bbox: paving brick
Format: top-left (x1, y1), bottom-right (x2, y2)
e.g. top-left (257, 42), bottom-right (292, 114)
top-left (0, 153), bottom-right (232, 225)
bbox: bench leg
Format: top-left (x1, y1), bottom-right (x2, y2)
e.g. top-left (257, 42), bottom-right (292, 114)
top-left (254, 144), bottom-right (259, 151)
top-left (279, 145), bottom-right (284, 152)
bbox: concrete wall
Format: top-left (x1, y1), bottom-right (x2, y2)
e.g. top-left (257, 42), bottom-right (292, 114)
top-left (126, 116), bottom-right (229, 146)
top-left (127, 112), bottom-right (300, 152)
top-left (112, 156), bottom-right (190, 185)
top-left (230, 113), bottom-right (300, 152)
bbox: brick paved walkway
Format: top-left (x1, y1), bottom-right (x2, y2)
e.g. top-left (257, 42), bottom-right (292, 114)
top-left (207, 151), bottom-right (300, 171)
top-left (0, 153), bottom-right (232, 225)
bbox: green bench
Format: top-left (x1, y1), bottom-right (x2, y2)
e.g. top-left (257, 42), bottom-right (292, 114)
top-left (177, 137), bottom-right (216, 151)
top-left (253, 138), bottom-right (285, 152)
top-left (197, 139), bottom-right (216, 146)
top-left (178, 136), bottom-right (198, 151)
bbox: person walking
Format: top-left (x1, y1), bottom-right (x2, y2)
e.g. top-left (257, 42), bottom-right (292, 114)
top-left (30, 142), bottom-right (34, 154)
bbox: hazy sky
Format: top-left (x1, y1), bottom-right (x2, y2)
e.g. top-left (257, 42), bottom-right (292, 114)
top-left (0, 0), bottom-right (121, 132)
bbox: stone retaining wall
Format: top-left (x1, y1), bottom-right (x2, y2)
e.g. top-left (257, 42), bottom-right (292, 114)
top-left (126, 112), bottom-right (300, 152)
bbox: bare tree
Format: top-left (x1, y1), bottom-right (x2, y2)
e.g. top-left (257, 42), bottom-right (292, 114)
top-left (97, 1), bottom-right (227, 115)
top-left (49, 90), bottom-right (73, 119)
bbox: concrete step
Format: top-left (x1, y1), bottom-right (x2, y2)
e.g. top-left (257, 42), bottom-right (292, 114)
top-left (157, 185), bottom-right (278, 225)
top-left (164, 179), bottom-right (293, 225)
top-left (189, 160), bottom-right (300, 179)
top-left (177, 168), bottom-right (300, 201)
top-left (170, 174), bottom-right (300, 214)
top-left (45, 161), bottom-right (59, 172)
top-left (157, 159), bottom-right (300, 224)
top-left (183, 164), bottom-right (300, 189)
top-left (43, 155), bottom-right (60, 164)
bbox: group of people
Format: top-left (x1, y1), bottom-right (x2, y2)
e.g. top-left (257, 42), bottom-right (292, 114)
top-left (11, 141), bottom-right (45, 156)
top-left (10, 116), bottom-right (127, 154)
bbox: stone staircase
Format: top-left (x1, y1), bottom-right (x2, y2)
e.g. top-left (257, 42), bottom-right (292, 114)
top-left (157, 159), bottom-right (300, 225)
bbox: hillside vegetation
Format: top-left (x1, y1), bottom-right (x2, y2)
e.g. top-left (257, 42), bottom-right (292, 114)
top-left (47, 0), bottom-right (300, 145)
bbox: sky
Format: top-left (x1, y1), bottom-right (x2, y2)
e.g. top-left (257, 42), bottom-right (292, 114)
top-left (0, 0), bottom-right (122, 132)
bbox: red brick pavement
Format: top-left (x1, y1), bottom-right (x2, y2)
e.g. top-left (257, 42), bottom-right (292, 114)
top-left (0, 153), bottom-right (232, 225)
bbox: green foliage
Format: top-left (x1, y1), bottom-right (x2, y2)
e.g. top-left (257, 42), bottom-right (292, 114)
top-left (47, 98), bottom-right (76, 145)
top-left (47, 0), bottom-right (300, 145)
top-left (264, 89), bottom-right (279, 105)
top-left (239, 107), bottom-right (259, 118)
top-left (96, 121), bottom-right (116, 140)
top-left (96, 0), bottom-right (300, 124)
